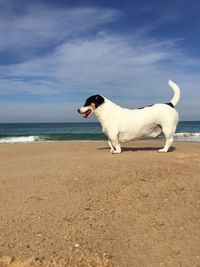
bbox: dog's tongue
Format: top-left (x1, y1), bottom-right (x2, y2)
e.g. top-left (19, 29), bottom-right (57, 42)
top-left (83, 109), bottom-right (91, 118)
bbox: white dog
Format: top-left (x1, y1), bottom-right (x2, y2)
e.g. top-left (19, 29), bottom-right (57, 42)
top-left (78, 80), bottom-right (181, 153)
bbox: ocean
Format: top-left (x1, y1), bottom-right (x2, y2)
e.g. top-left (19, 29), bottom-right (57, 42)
top-left (0, 121), bottom-right (200, 144)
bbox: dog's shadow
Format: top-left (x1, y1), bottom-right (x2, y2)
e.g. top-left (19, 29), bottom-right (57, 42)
top-left (98, 146), bottom-right (175, 152)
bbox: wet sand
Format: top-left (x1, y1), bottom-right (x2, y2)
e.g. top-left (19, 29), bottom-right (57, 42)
top-left (0, 141), bottom-right (200, 266)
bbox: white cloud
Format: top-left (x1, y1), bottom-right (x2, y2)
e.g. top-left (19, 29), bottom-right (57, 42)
top-left (0, 33), bottom-right (199, 107)
top-left (0, 33), bottom-right (179, 95)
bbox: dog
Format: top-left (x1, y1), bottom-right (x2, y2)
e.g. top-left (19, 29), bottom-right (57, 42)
top-left (78, 80), bottom-right (181, 153)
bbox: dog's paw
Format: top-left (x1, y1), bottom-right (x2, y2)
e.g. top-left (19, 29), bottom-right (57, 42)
top-left (158, 148), bottom-right (168, 153)
top-left (112, 150), bottom-right (121, 154)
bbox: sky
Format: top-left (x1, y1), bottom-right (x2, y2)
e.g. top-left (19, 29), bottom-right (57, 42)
top-left (0, 0), bottom-right (200, 122)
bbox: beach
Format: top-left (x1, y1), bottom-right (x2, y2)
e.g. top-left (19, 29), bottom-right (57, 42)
top-left (0, 141), bottom-right (200, 267)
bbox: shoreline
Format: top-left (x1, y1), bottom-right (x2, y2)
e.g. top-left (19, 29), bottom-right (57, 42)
top-left (0, 139), bottom-right (200, 145)
top-left (0, 141), bottom-right (200, 266)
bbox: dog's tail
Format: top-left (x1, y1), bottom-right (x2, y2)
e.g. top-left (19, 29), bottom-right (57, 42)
top-left (168, 80), bottom-right (181, 107)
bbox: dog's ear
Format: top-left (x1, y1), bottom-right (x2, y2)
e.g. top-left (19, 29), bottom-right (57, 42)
top-left (94, 95), bottom-right (104, 108)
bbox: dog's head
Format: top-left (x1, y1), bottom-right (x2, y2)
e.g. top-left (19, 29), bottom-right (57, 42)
top-left (78, 95), bottom-right (105, 118)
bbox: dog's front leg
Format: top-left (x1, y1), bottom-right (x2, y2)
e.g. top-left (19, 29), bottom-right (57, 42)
top-left (109, 135), bottom-right (121, 154)
top-left (108, 140), bottom-right (115, 153)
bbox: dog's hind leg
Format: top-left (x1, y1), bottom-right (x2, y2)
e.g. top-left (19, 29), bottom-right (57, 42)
top-left (159, 137), bottom-right (173, 152)
top-left (159, 127), bottom-right (175, 152)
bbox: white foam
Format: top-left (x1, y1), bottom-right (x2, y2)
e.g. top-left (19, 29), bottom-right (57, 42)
top-left (174, 132), bottom-right (200, 142)
top-left (0, 136), bottom-right (39, 144)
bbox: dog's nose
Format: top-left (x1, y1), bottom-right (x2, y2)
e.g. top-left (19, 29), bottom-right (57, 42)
top-left (77, 109), bottom-right (80, 113)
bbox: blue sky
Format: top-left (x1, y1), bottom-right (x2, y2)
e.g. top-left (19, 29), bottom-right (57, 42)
top-left (0, 0), bottom-right (199, 122)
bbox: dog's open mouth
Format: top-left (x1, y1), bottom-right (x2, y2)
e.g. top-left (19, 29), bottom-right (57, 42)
top-left (83, 109), bottom-right (92, 118)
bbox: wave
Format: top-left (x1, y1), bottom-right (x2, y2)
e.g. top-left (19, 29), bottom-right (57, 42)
top-left (174, 132), bottom-right (200, 142)
top-left (0, 132), bottom-right (200, 144)
top-left (0, 136), bottom-right (39, 144)
top-left (175, 132), bottom-right (200, 137)
top-left (0, 133), bottom-right (106, 144)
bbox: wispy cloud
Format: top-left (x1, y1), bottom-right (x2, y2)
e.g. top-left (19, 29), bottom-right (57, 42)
top-left (0, 3), bottom-right (119, 61)
top-left (0, 32), bottom-right (180, 97)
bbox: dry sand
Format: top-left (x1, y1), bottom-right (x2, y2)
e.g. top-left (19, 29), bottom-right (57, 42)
top-left (0, 141), bottom-right (200, 267)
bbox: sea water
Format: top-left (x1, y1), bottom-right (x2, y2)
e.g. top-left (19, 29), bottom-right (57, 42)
top-left (0, 121), bottom-right (199, 144)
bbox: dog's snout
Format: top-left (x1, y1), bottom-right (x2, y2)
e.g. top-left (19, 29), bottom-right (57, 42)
top-left (77, 109), bottom-right (81, 113)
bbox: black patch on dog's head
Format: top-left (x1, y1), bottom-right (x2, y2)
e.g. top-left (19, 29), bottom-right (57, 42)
top-left (84, 95), bottom-right (105, 108)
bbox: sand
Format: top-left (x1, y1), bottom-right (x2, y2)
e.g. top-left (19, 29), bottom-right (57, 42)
top-left (0, 141), bottom-right (200, 267)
